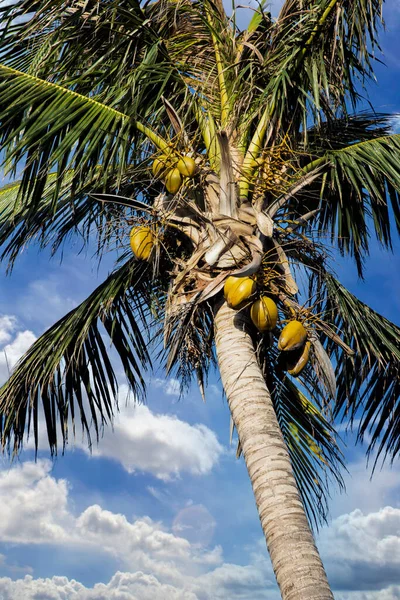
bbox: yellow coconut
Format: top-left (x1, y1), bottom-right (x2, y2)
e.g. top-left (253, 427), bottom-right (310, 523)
top-left (177, 156), bottom-right (197, 178)
top-left (278, 320), bottom-right (308, 351)
top-left (223, 276), bottom-right (241, 297)
top-left (165, 168), bottom-right (183, 194)
top-left (250, 296), bottom-right (278, 332)
top-left (287, 341), bottom-right (311, 376)
top-left (224, 276), bottom-right (256, 309)
top-left (130, 226), bottom-right (154, 261)
top-left (152, 155), bottom-right (170, 178)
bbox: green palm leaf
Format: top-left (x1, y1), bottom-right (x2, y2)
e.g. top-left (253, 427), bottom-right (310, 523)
top-left (0, 259), bottom-right (153, 455)
top-left (0, 168), bottom-right (152, 268)
top-left (323, 275), bottom-right (400, 466)
top-left (0, 63), bottom-right (171, 203)
top-left (260, 344), bottom-right (345, 529)
top-left (320, 134), bottom-right (400, 272)
top-left (272, 117), bottom-right (400, 274)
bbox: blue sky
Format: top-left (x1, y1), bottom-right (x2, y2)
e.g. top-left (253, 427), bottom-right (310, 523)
top-left (0, 1), bottom-right (399, 599)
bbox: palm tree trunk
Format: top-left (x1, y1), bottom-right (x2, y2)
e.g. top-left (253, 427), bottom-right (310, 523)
top-left (214, 301), bottom-right (333, 600)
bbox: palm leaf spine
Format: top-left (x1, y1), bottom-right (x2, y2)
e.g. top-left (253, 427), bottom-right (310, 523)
top-left (205, 3), bottom-right (230, 126)
top-left (0, 64), bottom-right (170, 153)
top-left (192, 103), bottom-right (221, 171)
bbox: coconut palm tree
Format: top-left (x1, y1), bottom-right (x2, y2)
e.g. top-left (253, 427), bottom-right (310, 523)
top-left (0, 0), bottom-right (399, 598)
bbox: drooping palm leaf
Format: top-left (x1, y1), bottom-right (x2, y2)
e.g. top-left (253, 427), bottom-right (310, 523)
top-left (0, 64), bottom-right (171, 208)
top-left (0, 259), bottom-right (155, 455)
top-left (323, 275), bottom-right (400, 466)
top-left (270, 119), bottom-right (400, 275)
top-left (318, 134), bottom-right (400, 273)
top-left (0, 168), bottom-right (157, 269)
top-left (259, 343), bottom-right (345, 529)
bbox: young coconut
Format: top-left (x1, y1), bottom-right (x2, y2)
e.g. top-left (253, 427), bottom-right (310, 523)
top-left (287, 341), bottom-right (311, 376)
top-left (130, 226), bottom-right (154, 261)
top-left (165, 167), bottom-right (183, 194)
top-left (152, 154), bottom-right (171, 178)
top-left (224, 276), bottom-right (256, 309)
top-left (278, 320), bottom-right (308, 351)
top-left (250, 296), bottom-right (278, 332)
top-left (177, 155), bottom-right (197, 178)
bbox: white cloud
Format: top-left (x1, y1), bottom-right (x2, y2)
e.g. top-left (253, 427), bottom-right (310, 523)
top-left (0, 460), bottom-right (72, 545)
top-left (81, 388), bottom-right (224, 480)
top-left (152, 377), bottom-right (181, 396)
top-left (319, 506), bottom-right (400, 592)
top-left (392, 115), bottom-right (400, 133)
top-left (0, 316), bottom-right (36, 383)
top-left (0, 315), bottom-right (16, 345)
top-left (194, 562), bottom-right (274, 600)
top-left (0, 460), bottom-right (223, 571)
top-left (0, 564), bottom-right (277, 600)
top-left (335, 588), bottom-right (400, 600)
top-left (0, 572), bottom-right (198, 600)
top-left (0, 460), bottom-right (274, 599)
top-left (1, 457), bottom-right (400, 599)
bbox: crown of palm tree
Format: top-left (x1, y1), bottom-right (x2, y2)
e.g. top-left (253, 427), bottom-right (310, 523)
top-left (0, 0), bottom-right (399, 535)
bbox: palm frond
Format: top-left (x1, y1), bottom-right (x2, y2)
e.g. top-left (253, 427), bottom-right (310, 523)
top-left (323, 275), bottom-right (400, 467)
top-left (319, 133), bottom-right (400, 272)
top-left (162, 296), bottom-right (216, 395)
top-left (0, 64), bottom-right (150, 207)
top-left (260, 343), bottom-right (345, 529)
top-left (272, 119), bottom-right (400, 275)
top-left (0, 168), bottom-right (156, 269)
top-left (239, 0), bottom-right (384, 175)
top-left (0, 259), bottom-right (155, 455)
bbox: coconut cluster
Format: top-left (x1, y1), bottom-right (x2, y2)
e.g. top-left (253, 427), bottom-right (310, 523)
top-left (152, 153), bottom-right (197, 194)
top-left (223, 275), bottom-right (310, 377)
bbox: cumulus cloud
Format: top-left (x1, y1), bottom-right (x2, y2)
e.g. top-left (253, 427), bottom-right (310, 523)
top-left (0, 572), bottom-right (197, 600)
top-left (81, 387), bottom-right (224, 480)
top-left (0, 315), bottom-right (36, 383)
top-left (1, 458), bottom-right (400, 599)
top-left (0, 460), bottom-right (275, 600)
top-left (335, 588), bottom-right (400, 600)
top-left (0, 460), bottom-right (72, 545)
top-left (319, 506), bottom-right (400, 592)
top-left (0, 567), bottom-right (275, 600)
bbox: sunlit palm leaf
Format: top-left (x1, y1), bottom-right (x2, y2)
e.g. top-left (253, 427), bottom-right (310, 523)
top-left (277, 120), bottom-right (400, 275)
top-left (319, 134), bottom-right (400, 273)
top-left (0, 65), bottom-right (140, 207)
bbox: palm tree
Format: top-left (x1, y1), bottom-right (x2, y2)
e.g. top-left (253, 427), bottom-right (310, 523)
top-left (0, 0), bottom-right (399, 598)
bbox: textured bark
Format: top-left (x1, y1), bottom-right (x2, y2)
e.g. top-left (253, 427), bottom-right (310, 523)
top-left (214, 301), bottom-right (334, 600)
